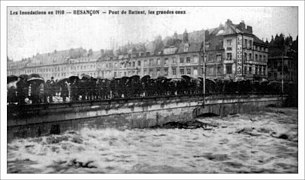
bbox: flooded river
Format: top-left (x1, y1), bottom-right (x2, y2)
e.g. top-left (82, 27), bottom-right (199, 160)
top-left (7, 108), bottom-right (298, 173)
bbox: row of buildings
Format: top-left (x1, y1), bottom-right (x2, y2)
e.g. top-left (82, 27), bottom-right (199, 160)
top-left (7, 19), bottom-right (297, 83)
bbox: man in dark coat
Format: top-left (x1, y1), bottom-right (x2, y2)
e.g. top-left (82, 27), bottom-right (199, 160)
top-left (70, 80), bottom-right (79, 102)
top-left (61, 81), bottom-right (69, 102)
top-left (16, 78), bottom-right (28, 105)
top-left (49, 77), bottom-right (55, 102)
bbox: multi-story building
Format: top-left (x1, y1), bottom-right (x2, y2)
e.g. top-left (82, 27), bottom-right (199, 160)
top-left (218, 20), bottom-right (268, 80)
top-left (97, 43), bottom-right (203, 79)
top-left (200, 20), bottom-right (269, 81)
top-left (8, 19), bottom-right (268, 82)
top-left (7, 48), bottom-right (101, 81)
top-left (7, 58), bottom-right (30, 76)
top-left (267, 36), bottom-right (298, 83)
top-left (267, 56), bottom-right (297, 82)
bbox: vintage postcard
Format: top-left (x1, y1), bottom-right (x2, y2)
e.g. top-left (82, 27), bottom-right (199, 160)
top-left (1, 1), bottom-right (304, 179)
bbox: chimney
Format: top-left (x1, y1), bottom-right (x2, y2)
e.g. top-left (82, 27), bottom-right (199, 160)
top-left (246, 26), bottom-right (253, 34)
top-left (226, 19), bottom-right (233, 25)
top-left (239, 20), bottom-right (245, 30)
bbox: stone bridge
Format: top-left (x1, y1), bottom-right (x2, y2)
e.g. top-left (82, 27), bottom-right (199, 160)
top-left (7, 94), bottom-right (286, 140)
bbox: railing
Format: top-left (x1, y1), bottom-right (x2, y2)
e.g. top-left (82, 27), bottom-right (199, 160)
top-left (7, 89), bottom-right (286, 107)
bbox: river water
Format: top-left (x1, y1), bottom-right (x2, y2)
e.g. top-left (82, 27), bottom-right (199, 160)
top-left (7, 108), bottom-right (298, 173)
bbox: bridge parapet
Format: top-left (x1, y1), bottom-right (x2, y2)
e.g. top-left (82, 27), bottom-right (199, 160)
top-left (7, 94), bottom-right (286, 141)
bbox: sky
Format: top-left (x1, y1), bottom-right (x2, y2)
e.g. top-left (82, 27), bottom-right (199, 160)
top-left (7, 6), bottom-right (298, 61)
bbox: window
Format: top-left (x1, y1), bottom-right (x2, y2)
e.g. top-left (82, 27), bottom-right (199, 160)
top-left (144, 60), bottom-right (148, 66)
top-left (259, 66), bottom-right (262, 75)
top-left (157, 58), bottom-right (161, 65)
top-left (259, 55), bottom-right (262, 61)
top-left (180, 68), bottom-right (185, 75)
top-left (164, 68), bottom-right (168, 76)
top-left (244, 39), bottom-right (248, 48)
top-left (244, 53), bottom-right (247, 61)
top-left (249, 67), bottom-right (252, 74)
top-left (172, 67), bottom-right (176, 75)
top-left (149, 68), bottom-right (154, 76)
top-left (249, 40), bottom-right (252, 49)
top-left (186, 57), bottom-right (191, 63)
top-left (157, 68), bottom-right (161, 76)
top-left (193, 67), bottom-right (198, 76)
top-left (187, 68), bottom-right (191, 75)
top-left (227, 53), bottom-right (232, 60)
top-left (180, 57), bottom-right (184, 64)
top-left (132, 61), bottom-right (135, 67)
top-left (255, 54), bottom-right (258, 61)
top-left (172, 57), bottom-right (177, 64)
top-left (138, 61), bottom-right (141, 66)
top-left (149, 59), bottom-right (154, 66)
top-left (227, 39), bottom-right (232, 46)
top-left (144, 68), bottom-right (148, 75)
top-left (226, 64), bottom-right (232, 74)
top-left (216, 55), bottom-right (222, 62)
top-left (249, 53), bottom-right (252, 60)
top-left (193, 56), bottom-right (199, 63)
top-left (164, 58), bottom-right (168, 65)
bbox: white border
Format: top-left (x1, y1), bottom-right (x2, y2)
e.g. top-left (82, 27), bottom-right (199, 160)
top-left (1, 1), bottom-right (304, 179)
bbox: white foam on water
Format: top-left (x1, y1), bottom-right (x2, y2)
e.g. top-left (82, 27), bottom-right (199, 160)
top-left (7, 108), bottom-right (298, 173)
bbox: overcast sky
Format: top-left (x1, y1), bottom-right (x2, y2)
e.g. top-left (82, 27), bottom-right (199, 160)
top-left (8, 6), bottom-right (298, 61)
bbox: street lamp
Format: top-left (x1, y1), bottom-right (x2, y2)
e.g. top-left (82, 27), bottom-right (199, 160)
top-left (281, 52), bottom-right (284, 94)
top-left (199, 41), bottom-right (206, 107)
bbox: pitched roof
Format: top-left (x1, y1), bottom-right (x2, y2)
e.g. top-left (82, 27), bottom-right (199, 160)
top-left (253, 35), bottom-right (265, 45)
top-left (177, 42), bottom-right (202, 53)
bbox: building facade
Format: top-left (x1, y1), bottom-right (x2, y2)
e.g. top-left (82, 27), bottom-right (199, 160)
top-left (8, 20), bottom-right (268, 82)
top-left (97, 43), bottom-right (203, 79)
top-left (8, 48), bottom-right (100, 81)
top-left (267, 56), bottom-right (298, 82)
top-left (206, 20), bottom-right (268, 81)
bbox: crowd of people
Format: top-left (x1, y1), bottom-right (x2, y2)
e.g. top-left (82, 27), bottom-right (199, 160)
top-left (7, 74), bottom-right (290, 105)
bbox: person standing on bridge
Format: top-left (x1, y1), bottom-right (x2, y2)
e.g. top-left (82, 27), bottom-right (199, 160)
top-left (49, 77), bottom-right (55, 103)
top-left (44, 80), bottom-right (51, 103)
top-left (16, 77), bottom-right (28, 105)
top-left (61, 81), bottom-right (69, 102)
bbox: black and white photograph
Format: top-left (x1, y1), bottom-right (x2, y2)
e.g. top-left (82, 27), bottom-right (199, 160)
top-left (1, 1), bottom-right (304, 179)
